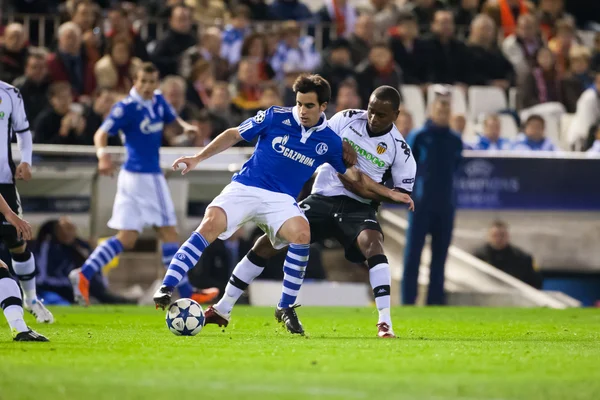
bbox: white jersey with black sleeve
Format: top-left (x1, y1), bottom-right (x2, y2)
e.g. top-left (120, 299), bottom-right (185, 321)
top-left (311, 109), bottom-right (417, 204)
top-left (0, 81), bottom-right (32, 184)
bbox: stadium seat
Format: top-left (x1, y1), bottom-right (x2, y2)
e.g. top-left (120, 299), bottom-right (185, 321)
top-left (401, 85), bottom-right (426, 127)
top-left (427, 85), bottom-right (467, 116)
top-left (499, 114), bottom-right (519, 140)
top-left (509, 87), bottom-right (518, 110)
top-left (560, 113), bottom-right (575, 150)
top-left (468, 86), bottom-right (507, 121)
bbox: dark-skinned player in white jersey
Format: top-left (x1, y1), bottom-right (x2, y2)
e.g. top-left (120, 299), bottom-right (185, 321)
top-left (205, 86), bottom-right (416, 338)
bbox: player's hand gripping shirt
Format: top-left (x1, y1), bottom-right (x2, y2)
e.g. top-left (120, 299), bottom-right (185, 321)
top-left (100, 88), bottom-right (177, 174)
top-left (233, 106), bottom-right (347, 198)
top-left (312, 109), bottom-right (417, 204)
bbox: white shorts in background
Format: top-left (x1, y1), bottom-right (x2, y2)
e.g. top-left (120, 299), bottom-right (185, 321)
top-left (208, 182), bottom-right (306, 249)
top-left (108, 170), bottom-right (177, 233)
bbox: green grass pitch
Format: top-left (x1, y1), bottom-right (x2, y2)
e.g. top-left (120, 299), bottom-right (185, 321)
top-left (1, 306), bottom-right (599, 400)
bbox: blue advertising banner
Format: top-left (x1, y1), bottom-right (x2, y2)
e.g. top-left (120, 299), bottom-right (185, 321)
top-left (456, 156), bottom-right (600, 210)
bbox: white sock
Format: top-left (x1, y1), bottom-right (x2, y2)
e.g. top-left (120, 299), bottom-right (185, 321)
top-left (215, 254), bottom-right (265, 315)
top-left (369, 256), bottom-right (392, 326)
top-left (12, 252), bottom-right (37, 307)
top-left (0, 275), bottom-right (28, 333)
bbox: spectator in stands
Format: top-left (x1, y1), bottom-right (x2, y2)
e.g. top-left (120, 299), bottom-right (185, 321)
top-left (348, 14), bottom-right (375, 65)
top-left (450, 113), bottom-right (474, 149)
top-left (567, 72), bottom-right (600, 150)
top-left (502, 14), bottom-right (543, 81)
top-left (268, 0), bottom-right (313, 21)
top-left (81, 89), bottom-right (121, 146)
top-left (162, 76), bottom-right (201, 123)
top-left (453, 0), bottom-right (482, 34)
top-left (13, 49), bottom-right (50, 123)
top-left (105, 5), bottom-right (149, 61)
top-left (355, 42), bottom-right (403, 108)
top-left (185, 60), bottom-right (215, 110)
top-left (424, 10), bottom-right (470, 86)
top-left (537, 0), bottom-right (574, 41)
top-left (316, 39), bottom-right (356, 101)
top-left (259, 82), bottom-right (284, 109)
top-left (240, 33), bottom-right (276, 82)
top-left (70, 0), bottom-right (102, 65)
top-left (474, 220), bottom-right (542, 289)
top-left (208, 81), bottom-right (243, 127)
top-left (231, 58), bottom-right (263, 114)
top-left (151, 5), bottom-right (197, 77)
top-left (517, 47), bottom-right (561, 110)
top-left (34, 217), bottom-right (136, 305)
top-left (472, 114), bottom-right (512, 150)
top-left (94, 39), bottom-right (141, 94)
top-left (482, 0), bottom-right (533, 38)
top-left (389, 11), bottom-right (429, 85)
top-left (47, 22), bottom-right (97, 101)
top-left (404, 86), bottom-right (463, 305)
top-left (560, 46), bottom-right (594, 113)
top-left (271, 21), bottom-right (321, 81)
top-left (316, 0), bottom-right (357, 49)
top-left (327, 79), bottom-right (361, 117)
top-left (0, 23), bottom-right (28, 84)
top-left (238, 0), bottom-right (274, 21)
top-left (358, 0), bottom-right (402, 37)
top-left (220, 5), bottom-right (251, 67)
top-left (408, 0), bottom-right (445, 34)
top-left (34, 82), bottom-right (89, 144)
top-left (466, 14), bottom-right (515, 89)
top-left (512, 114), bottom-right (556, 151)
top-left (189, 0), bottom-right (229, 22)
top-left (548, 18), bottom-right (579, 77)
top-left (180, 27), bottom-right (230, 82)
top-left (395, 109), bottom-right (414, 137)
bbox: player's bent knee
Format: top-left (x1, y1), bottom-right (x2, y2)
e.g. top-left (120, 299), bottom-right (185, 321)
top-left (252, 234), bottom-right (281, 259)
top-left (197, 206), bottom-right (227, 243)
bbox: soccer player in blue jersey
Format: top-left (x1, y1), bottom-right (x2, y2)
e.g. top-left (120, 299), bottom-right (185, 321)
top-left (153, 75), bottom-right (410, 326)
top-left (69, 63), bottom-right (212, 305)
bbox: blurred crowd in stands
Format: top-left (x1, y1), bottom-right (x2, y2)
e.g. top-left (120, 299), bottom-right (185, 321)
top-left (1, 0), bottom-right (600, 152)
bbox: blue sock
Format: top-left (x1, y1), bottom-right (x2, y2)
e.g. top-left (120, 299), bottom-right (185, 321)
top-left (162, 242), bottom-right (194, 298)
top-left (279, 243), bottom-right (310, 308)
top-left (163, 232), bottom-right (208, 289)
top-left (81, 237), bottom-right (124, 281)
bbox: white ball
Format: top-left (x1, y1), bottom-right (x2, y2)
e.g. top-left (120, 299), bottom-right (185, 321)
top-left (165, 298), bottom-right (205, 336)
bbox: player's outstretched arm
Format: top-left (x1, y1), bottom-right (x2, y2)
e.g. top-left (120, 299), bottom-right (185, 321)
top-left (339, 168), bottom-right (415, 211)
top-left (0, 194), bottom-right (32, 240)
top-left (94, 128), bottom-right (115, 177)
top-left (172, 128), bottom-right (243, 175)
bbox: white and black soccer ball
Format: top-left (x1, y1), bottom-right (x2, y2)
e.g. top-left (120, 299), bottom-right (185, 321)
top-left (165, 298), bottom-right (205, 336)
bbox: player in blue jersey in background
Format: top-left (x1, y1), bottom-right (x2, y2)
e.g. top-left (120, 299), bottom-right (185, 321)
top-left (69, 63), bottom-right (214, 305)
top-left (153, 75), bottom-right (409, 330)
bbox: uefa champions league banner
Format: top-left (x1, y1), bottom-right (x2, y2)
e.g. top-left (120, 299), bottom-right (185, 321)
top-left (455, 156), bottom-right (600, 210)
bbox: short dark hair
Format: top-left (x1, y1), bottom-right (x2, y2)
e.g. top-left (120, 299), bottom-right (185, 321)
top-left (490, 220), bottom-right (507, 230)
top-left (241, 32), bottom-right (267, 58)
top-left (231, 4), bottom-right (251, 19)
top-left (372, 86), bottom-right (402, 110)
top-left (292, 74), bottom-right (331, 105)
top-left (524, 114), bottom-right (545, 127)
top-left (397, 10), bottom-right (417, 24)
top-left (48, 81), bottom-right (72, 98)
top-left (137, 62), bottom-right (159, 76)
top-left (371, 41), bottom-right (391, 51)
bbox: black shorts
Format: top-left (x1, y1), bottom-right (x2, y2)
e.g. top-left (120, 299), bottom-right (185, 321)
top-left (299, 194), bottom-right (383, 263)
top-left (0, 184), bottom-right (24, 249)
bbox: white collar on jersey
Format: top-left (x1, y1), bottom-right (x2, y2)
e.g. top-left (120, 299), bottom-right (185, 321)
top-left (292, 106), bottom-right (328, 144)
top-left (129, 87), bottom-right (157, 118)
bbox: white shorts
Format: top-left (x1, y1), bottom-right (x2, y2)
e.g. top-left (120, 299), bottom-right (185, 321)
top-left (208, 182), bottom-right (306, 249)
top-left (108, 170), bottom-right (177, 233)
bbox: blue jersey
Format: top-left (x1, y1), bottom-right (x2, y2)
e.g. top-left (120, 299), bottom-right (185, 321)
top-left (100, 89), bottom-right (177, 173)
top-left (233, 106), bottom-right (347, 198)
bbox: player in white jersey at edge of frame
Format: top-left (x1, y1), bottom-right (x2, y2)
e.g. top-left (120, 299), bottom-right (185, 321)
top-left (206, 86), bottom-right (417, 338)
top-left (0, 80), bottom-right (53, 324)
top-left (69, 63), bottom-right (217, 306)
top-left (153, 75), bottom-right (413, 325)
top-left (0, 191), bottom-right (48, 341)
